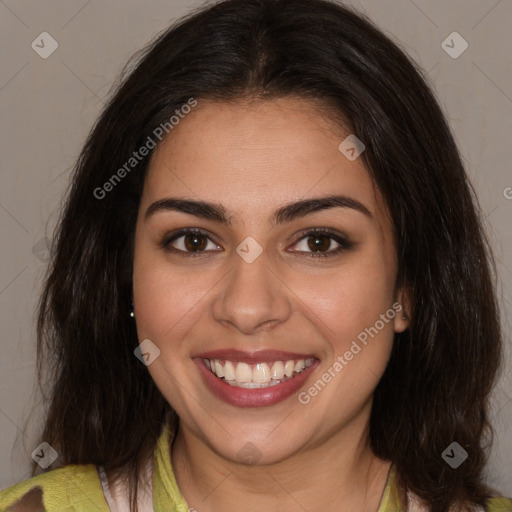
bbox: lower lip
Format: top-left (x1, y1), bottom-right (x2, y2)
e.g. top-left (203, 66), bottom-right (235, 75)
top-left (194, 359), bottom-right (319, 408)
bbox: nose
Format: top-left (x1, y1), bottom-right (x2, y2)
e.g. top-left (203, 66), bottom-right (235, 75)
top-left (212, 249), bottom-right (292, 335)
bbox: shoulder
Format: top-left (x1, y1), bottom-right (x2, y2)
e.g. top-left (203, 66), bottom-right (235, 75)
top-left (484, 496), bottom-right (512, 512)
top-left (1, 486), bottom-right (44, 512)
top-left (0, 464), bottom-right (110, 512)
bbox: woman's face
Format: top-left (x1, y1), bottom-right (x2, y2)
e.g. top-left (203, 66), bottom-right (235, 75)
top-left (133, 97), bottom-right (408, 464)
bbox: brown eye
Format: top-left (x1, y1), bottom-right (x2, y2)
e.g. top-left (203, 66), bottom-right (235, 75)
top-left (161, 229), bottom-right (222, 255)
top-left (307, 234), bottom-right (332, 252)
top-left (288, 228), bottom-right (353, 258)
top-left (183, 233), bottom-right (208, 251)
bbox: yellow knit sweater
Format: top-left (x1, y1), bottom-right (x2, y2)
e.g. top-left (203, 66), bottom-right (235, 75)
top-left (1, 423), bottom-right (511, 511)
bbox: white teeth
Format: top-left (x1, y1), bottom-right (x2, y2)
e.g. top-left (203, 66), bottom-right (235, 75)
top-left (252, 363), bottom-right (271, 383)
top-left (223, 360), bottom-right (236, 381)
top-left (294, 360), bottom-right (305, 373)
top-left (214, 360), bottom-right (224, 378)
top-left (270, 361), bottom-right (285, 380)
top-left (206, 357), bottom-right (315, 388)
top-left (284, 360), bottom-right (294, 377)
top-left (226, 380), bottom-right (282, 388)
top-left (235, 362), bottom-right (252, 383)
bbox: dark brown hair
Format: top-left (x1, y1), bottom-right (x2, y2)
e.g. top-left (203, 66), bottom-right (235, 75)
top-left (30, 0), bottom-right (503, 510)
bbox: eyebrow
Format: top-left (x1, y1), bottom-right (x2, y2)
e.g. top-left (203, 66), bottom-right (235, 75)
top-left (144, 194), bottom-right (372, 226)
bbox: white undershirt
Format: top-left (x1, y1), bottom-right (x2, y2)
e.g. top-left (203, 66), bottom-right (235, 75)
top-left (97, 462), bottom-right (154, 512)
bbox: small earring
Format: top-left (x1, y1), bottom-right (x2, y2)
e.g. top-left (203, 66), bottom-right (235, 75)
top-left (130, 301), bottom-right (135, 318)
top-left (402, 305), bottom-right (406, 321)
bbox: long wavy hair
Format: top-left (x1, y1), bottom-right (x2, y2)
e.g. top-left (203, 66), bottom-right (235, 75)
top-left (30, 0), bottom-right (503, 510)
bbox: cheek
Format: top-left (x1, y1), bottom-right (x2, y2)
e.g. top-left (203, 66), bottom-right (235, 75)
top-left (292, 253), bottom-right (396, 346)
top-left (133, 263), bottom-right (209, 341)
top-left (294, 264), bottom-right (397, 415)
top-left (132, 235), bottom-right (228, 355)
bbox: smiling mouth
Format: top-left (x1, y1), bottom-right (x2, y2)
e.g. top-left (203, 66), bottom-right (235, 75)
top-left (203, 358), bottom-right (315, 389)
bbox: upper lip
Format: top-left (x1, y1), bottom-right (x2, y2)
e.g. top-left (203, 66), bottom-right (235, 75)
top-left (193, 349), bottom-right (317, 363)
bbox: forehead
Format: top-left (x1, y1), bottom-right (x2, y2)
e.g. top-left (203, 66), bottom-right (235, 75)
top-left (142, 97), bottom-right (389, 228)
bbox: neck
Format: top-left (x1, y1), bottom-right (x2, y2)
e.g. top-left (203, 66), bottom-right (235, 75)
top-left (170, 411), bottom-right (391, 512)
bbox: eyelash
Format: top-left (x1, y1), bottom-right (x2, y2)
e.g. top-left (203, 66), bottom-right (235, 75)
top-left (160, 227), bottom-right (353, 259)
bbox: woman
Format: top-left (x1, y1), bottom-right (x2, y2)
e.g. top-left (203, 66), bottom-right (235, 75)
top-left (1, 0), bottom-right (511, 511)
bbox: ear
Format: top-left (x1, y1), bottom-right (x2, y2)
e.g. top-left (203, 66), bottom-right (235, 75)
top-left (393, 286), bottom-right (411, 333)
top-left (7, 486), bottom-right (45, 512)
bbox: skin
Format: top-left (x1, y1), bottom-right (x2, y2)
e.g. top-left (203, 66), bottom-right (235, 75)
top-left (132, 97), bottom-right (410, 512)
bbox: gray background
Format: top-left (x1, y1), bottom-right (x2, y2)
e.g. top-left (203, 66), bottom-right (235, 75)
top-left (0, 0), bottom-right (511, 497)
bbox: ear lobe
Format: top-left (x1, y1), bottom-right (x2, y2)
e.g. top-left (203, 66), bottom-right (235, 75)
top-left (7, 486), bottom-right (45, 512)
top-left (393, 287), bottom-right (411, 333)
